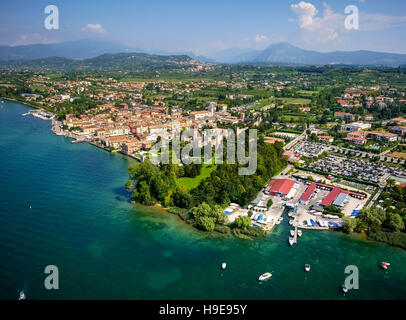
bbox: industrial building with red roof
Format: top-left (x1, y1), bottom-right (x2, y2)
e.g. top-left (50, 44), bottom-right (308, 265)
top-left (267, 179), bottom-right (295, 197)
top-left (298, 181), bottom-right (366, 207)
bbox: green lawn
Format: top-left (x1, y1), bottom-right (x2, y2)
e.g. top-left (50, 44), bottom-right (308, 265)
top-left (278, 97), bottom-right (311, 105)
top-left (176, 164), bottom-right (217, 191)
top-left (296, 90), bottom-right (318, 97)
top-left (250, 97), bottom-right (311, 110)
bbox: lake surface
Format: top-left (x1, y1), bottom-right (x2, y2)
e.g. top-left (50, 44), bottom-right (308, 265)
top-left (0, 99), bottom-right (406, 300)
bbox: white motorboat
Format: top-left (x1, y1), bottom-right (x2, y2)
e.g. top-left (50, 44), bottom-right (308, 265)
top-left (381, 262), bottom-right (390, 269)
top-left (289, 237), bottom-right (294, 246)
top-left (341, 284), bottom-right (348, 293)
top-left (275, 220), bottom-right (281, 225)
top-left (18, 291), bottom-right (26, 300)
top-left (288, 211), bottom-right (293, 217)
top-left (258, 272), bottom-right (272, 281)
top-left (221, 263), bottom-right (227, 270)
top-left (304, 264), bottom-right (311, 272)
top-left (289, 219), bottom-right (294, 226)
top-left (278, 217), bottom-right (283, 222)
top-left (290, 229), bottom-right (295, 237)
top-left (297, 229), bottom-right (302, 237)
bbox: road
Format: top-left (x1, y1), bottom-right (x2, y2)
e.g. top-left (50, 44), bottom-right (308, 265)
top-left (284, 131), bottom-right (307, 151)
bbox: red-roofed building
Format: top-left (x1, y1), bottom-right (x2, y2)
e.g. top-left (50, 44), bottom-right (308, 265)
top-left (320, 188), bottom-right (342, 206)
top-left (267, 179), bottom-right (295, 198)
top-left (316, 182), bottom-right (366, 207)
top-left (299, 182), bottom-right (317, 204)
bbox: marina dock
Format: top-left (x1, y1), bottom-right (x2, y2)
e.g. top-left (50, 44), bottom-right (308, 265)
top-left (294, 226), bottom-right (298, 244)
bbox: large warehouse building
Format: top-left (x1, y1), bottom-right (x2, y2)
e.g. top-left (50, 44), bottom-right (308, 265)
top-left (299, 181), bottom-right (365, 207)
top-left (266, 179), bottom-right (297, 199)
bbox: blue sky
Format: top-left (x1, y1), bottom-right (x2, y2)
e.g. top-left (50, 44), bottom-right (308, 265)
top-left (1, 0), bottom-right (406, 54)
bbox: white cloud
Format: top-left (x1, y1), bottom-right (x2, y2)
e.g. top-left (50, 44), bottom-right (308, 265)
top-left (254, 34), bottom-right (269, 43)
top-left (291, 1), bottom-right (319, 29)
top-left (290, 1), bottom-right (406, 44)
top-left (291, 2), bottom-right (341, 43)
top-left (81, 24), bottom-right (106, 35)
top-left (12, 34), bottom-right (56, 46)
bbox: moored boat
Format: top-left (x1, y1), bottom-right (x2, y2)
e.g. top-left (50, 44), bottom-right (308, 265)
top-left (297, 229), bottom-right (302, 237)
top-left (18, 291), bottom-right (26, 300)
top-left (289, 237), bottom-right (294, 246)
top-left (341, 284), bottom-right (348, 293)
top-left (258, 272), bottom-right (272, 281)
top-left (290, 229), bottom-right (295, 237)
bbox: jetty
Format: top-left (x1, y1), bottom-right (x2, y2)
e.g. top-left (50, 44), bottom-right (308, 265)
top-left (21, 109), bottom-right (54, 120)
top-left (293, 225), bottom-right (298, 244)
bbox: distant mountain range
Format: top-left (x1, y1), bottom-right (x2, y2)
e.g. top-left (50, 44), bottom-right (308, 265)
top-left (0, 39), bottom-right (212, 62)
top-left (209, 43), bottom-right (406, 66)
top-left (0, 39), bottom-right (134, 61)
top-left (0, 52), bottom-right (202, 72)
top-left (1, 40), bottom-right (406, 66)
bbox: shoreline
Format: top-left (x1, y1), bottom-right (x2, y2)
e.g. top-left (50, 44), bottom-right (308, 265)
top-left (1, 96), bottom-right (143, 162)
top-left (3, 97), bottom-right (405, 249)
top-left (1, 96), bottom-right (44, 111)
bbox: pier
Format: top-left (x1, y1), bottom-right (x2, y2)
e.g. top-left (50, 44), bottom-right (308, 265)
top-left (294, 225), bottom-right (298, 244)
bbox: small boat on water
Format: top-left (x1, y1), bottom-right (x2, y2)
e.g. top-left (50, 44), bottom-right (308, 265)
top-left (297, 229), bottom-right (302, 237)
top-left (288, 211), bottom-right (293, 217)
top-left (290, 229), bottom-right (295, 237)
top-left (221, 263), bottom-right (227, 270)
top-left (18, 291), bottom-right (26, 300)
top-left (341, 284), bottom-right (348, 293)
top-left (381, 262), bottom-right (390, 269)
top-left (289, 219), bottom-right (294, 226)
top-left (258, 272), bottom-right (272, 281)
top-left (278, 217), bottom-right (283, 222)
top-left (304, 264), bottom-right (310, 272)
top-left (275, 220), bottom-right (281, 225)
top-left (289, 237), bottom-right (294, 246)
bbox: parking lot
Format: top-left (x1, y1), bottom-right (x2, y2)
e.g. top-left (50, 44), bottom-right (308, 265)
top-left (307, 154), bottom-right (404, 184)
top-left (295, 141), bottom-right (329, 157)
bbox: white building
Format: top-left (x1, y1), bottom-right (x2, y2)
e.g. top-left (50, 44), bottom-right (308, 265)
top-left (342, 122), bottom-right (371, 132)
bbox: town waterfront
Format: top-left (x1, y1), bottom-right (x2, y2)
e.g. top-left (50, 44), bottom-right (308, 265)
top-left (1, 99), bottom-right (406, 300)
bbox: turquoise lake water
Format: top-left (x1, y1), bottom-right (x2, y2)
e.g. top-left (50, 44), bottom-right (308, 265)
top-left (0, 99), bottom-right (406, 300)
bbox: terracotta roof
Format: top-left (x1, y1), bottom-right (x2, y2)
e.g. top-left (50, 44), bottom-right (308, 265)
top-left (300, 182), bottom-right (317, 202)
top-left (268, 179), bottom-right (295, 195)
